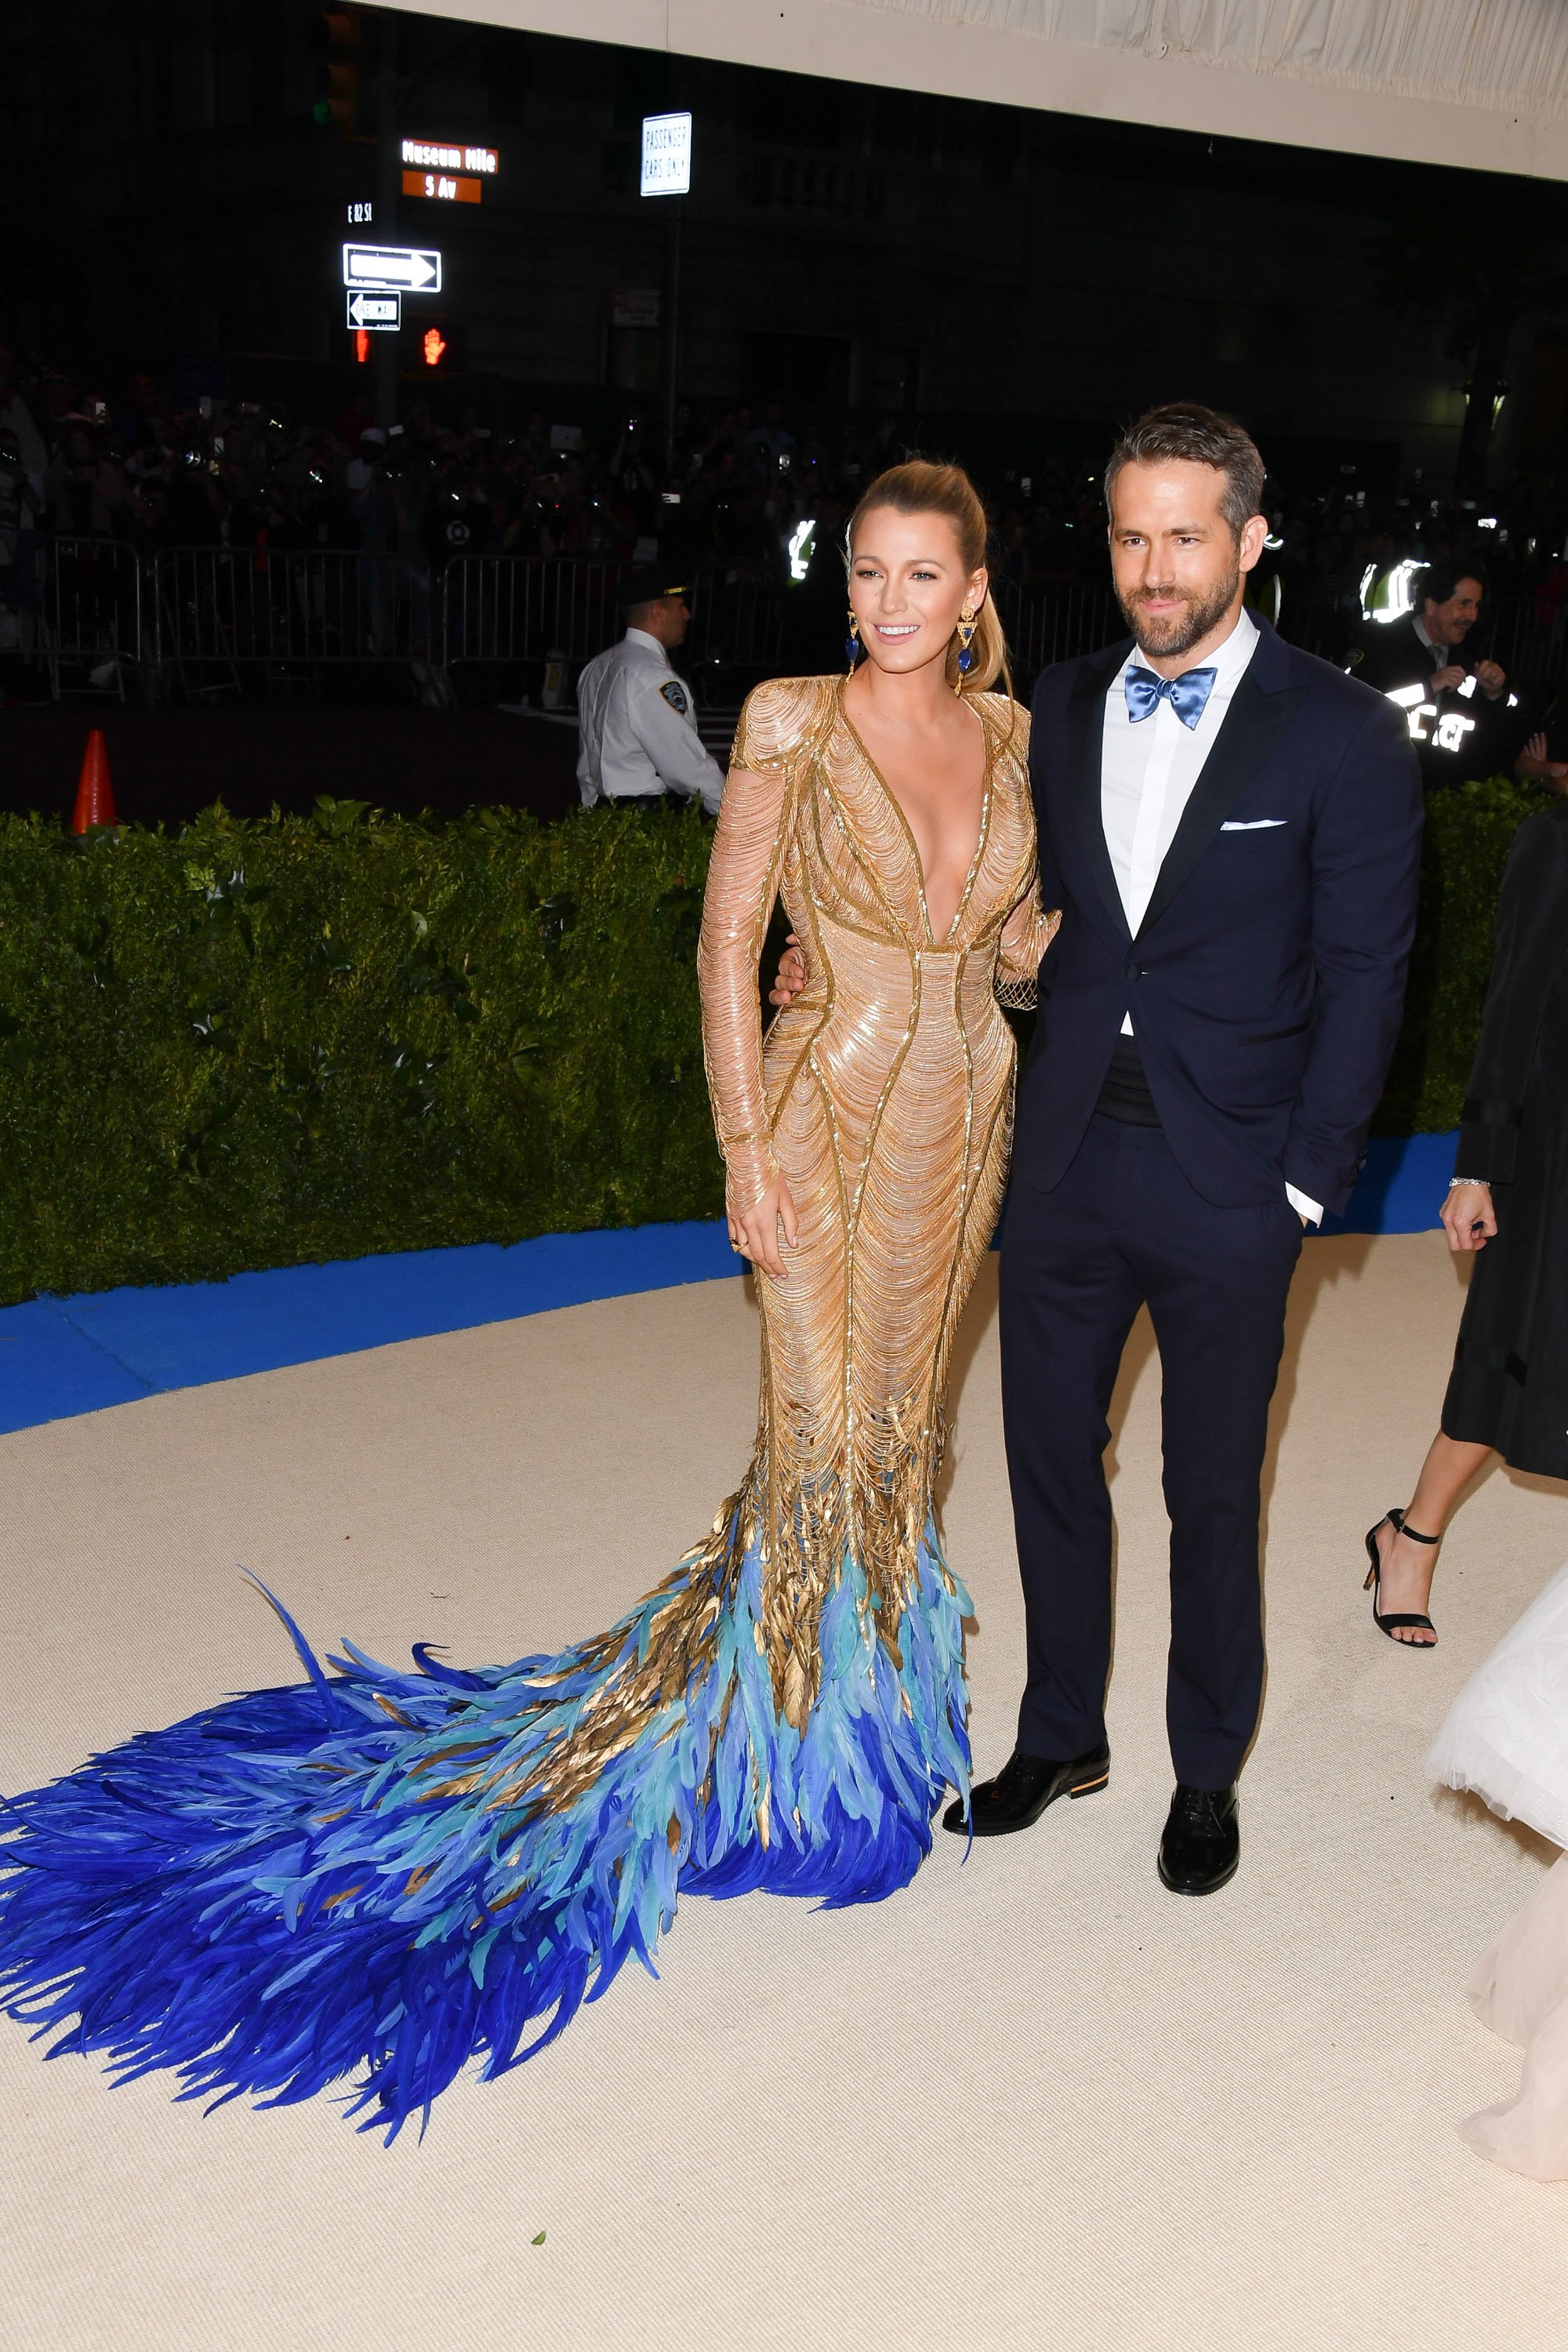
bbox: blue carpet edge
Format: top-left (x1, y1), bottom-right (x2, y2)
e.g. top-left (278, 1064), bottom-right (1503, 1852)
top-left (0, 1135), bottom-right (1455, 1440)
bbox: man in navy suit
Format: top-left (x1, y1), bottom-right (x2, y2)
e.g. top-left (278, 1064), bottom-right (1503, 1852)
top-left (945, 405), bottom-right (1423, 1893)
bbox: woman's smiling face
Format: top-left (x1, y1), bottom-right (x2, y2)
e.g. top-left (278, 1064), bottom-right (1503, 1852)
top-left (848, 506), bottom-right (986, 680)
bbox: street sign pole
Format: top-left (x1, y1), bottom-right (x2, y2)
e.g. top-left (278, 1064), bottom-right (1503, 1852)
top-left (663, 200), bottom-right (682, 474)
top-left (641, 114), bottom-right (693, 476)
top-left (372, 13), bottom-right (400, 428)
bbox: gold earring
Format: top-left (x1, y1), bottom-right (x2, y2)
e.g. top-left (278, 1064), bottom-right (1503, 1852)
top-left (845, 611), bottom-right (861, 671)
top-left (955, 605), bottom-right (978, 682)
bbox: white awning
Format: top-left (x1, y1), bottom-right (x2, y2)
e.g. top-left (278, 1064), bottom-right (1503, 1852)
top-left (397, 0), bottom-right (1568, 177)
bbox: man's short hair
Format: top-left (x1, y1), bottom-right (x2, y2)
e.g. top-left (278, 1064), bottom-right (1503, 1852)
top-left (1414, 560), bottom-right (1487, 610)
top-left (1104, 401), bottom-right (1265, 539)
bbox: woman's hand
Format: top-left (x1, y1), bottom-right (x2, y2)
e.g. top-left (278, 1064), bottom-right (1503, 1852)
top-left (769, 935), bottom-right (807, 1007)
top-left (1442, 1181), bottom-right (1497, 1254)
top-left (729, 1175), bottom-right (798, 1279)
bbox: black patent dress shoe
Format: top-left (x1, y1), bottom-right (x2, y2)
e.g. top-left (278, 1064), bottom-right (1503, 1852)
top-left (942, 1741), bottom-right (1109, 1836)
top-left (1156, 1783), bottom-right (1240, 1896)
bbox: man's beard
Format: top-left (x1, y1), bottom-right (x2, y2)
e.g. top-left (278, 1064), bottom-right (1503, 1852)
top-left (1120, 561), bottom-right (1240, 659)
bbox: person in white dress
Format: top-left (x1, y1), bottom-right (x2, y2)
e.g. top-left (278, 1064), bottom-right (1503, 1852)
top-left (1419, 798), bottom-right (1568, 2176)
top-left (1428, 1572), bottom-right (1568, 2180)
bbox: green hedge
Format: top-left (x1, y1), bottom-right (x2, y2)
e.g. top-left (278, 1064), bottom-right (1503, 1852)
top-left (0, 797), bottom-right (720, 1305)
top-left (1374, 776), bottom-right (1540, 1138)
top-left (0, 778), bottom-right (1543, 1305)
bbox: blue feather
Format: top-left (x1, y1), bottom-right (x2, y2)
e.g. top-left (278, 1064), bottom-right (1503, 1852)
top-left (0, 1522), bottom-right (969, 2137)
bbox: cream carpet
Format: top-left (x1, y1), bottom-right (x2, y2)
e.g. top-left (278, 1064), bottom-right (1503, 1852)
top-left (3, 1233), bottom-right (1566, 2352)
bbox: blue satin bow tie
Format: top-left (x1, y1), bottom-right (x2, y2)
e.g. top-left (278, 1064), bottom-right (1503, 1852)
top-left (1124, 663), bottom-right (1218, 729)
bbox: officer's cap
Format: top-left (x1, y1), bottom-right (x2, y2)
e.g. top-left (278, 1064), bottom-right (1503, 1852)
top-left (619, 566), bottom-right (691, 608)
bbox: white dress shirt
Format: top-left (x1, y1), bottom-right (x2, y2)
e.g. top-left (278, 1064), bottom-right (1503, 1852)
top-left (575, 626), bottom-right (725, 815)
top-left (1101, 607), bottom-right (1320, 1225)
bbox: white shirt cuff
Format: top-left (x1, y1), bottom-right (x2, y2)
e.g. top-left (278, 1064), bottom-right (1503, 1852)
top-left (1285, 1181), bottom-right (1323, 1227)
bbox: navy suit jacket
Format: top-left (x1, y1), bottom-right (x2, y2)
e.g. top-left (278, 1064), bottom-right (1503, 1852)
top-left (1016, 617), bottom-right (1424, 1217)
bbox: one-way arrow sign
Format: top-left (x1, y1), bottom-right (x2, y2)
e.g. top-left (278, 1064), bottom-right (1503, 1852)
top-left (342, 243), bottom-right (442, 293)
top-left (346, 289), bottom-right (401, 331)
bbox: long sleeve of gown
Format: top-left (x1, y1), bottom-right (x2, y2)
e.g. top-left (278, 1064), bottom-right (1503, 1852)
top-left (993, 868), bottom-right (1058, 1010)
top-left (696, 682), bottom-right (801, 1218)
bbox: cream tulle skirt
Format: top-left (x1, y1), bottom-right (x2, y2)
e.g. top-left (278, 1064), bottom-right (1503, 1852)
top-left (1427, 1558), bottom-right (1568, 2180)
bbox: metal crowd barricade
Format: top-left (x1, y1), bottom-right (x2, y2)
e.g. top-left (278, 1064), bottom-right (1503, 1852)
top-left (38, 535), bottom-right (145, 699)
top-left (438, 558), bottom-right (788, 685)
top-left (150, 546), bottom-right (437, 693)
top-left (686, 570), bottom-right (786, 673)
top-left (34, 545), bottom-right (1568, 713)
top-left (996, 579), bottom-right (1378, 677)
top-left (994, 580), bottom-right (1123, 678)
top-left (1484, 590), bottom-right (1568, 690)
top-left (439, 556), bottom-right (628, 671)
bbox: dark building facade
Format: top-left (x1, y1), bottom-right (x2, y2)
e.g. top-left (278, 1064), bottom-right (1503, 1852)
top-left (5, 0), bottom-right (1566, 488)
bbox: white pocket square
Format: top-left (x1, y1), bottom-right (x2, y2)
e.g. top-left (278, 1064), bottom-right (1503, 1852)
top-left (1221, 818), bottom-right (1288, 830)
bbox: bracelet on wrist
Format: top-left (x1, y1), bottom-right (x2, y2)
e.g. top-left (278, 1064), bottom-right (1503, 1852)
top-left (1448, 1176), bottom-right (1489, 1190)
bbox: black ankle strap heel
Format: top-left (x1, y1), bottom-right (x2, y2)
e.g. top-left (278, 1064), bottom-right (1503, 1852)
top-left (1361, 1507), bottom-right (1439, 1645)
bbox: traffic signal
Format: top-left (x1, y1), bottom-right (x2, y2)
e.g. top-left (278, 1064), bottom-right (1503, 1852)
top-left (310, 9), bottom-right (361, 135)
top-left (414, 318), bottom-right (466, 373)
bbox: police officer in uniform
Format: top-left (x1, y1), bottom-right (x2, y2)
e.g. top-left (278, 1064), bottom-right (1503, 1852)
top-left (575, 568), bottom-right (724, 815)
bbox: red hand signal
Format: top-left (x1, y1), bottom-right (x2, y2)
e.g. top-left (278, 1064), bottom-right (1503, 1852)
top-left (422, 327), bottom-right (447, 368)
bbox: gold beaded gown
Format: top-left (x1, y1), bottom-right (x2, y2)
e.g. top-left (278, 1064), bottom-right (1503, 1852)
top-left (700, 675), bottom-right (1053, 1737)
top-left (0, 674), bottom-right (1053, 2137)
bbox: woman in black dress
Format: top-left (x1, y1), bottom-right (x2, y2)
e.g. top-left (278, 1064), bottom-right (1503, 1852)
top-left (1365, 797), bottom-right (1568, 1644)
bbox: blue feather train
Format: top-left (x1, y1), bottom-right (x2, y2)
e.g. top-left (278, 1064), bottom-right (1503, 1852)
top-left (0, 1507), bottom-right (969, 2137)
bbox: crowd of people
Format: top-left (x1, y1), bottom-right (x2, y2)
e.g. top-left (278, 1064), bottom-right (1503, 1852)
top-left (4, 340), bottom-right (1568, 737)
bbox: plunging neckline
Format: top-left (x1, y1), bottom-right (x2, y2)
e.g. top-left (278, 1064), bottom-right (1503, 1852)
top-left (836, 676), bottom-right (994, 948)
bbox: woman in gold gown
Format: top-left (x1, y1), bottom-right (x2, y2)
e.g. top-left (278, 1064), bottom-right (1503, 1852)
top-left (0, 463), bottom-right (1054, 2135)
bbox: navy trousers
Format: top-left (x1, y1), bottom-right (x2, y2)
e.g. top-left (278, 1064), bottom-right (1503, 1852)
top-left (999, 1113), bottom-right (1302, 1789)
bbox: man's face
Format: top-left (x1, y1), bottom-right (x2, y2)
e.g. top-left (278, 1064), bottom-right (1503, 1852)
top-left (653, 595), bottom-right (690, 645)
top-left (1423, 577), bottom-right (1484, 647)
top-left (1107, 458), bottom-right (1264, 661)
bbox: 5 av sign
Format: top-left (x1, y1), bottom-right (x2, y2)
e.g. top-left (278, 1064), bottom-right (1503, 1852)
top-left (342, 243), bottom-right (442, 293)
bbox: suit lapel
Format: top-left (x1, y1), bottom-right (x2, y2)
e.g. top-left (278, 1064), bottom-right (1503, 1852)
top-left (1134, 655), bottom-right (1305, 941)
top-left (1064, 641), bottom-right (1132, 944)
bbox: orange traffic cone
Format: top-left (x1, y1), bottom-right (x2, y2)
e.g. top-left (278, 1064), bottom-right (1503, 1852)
top-left (72, 728), bottom-right (118, 833)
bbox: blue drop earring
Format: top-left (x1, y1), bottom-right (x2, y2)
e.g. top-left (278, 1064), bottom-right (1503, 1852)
top-left (845, 610), bottom-right (861, 672)
top-left (955, 604), bottom-right (978, 681)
